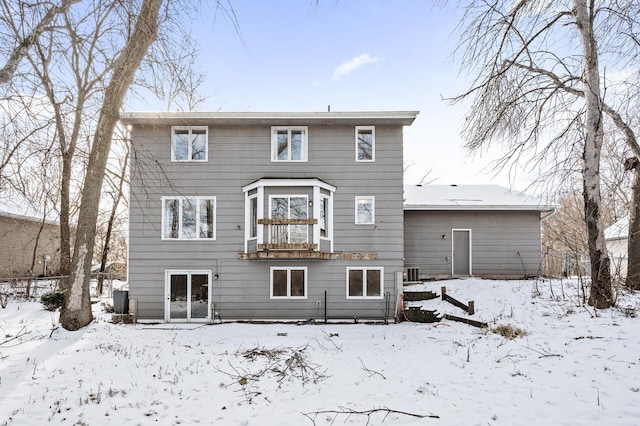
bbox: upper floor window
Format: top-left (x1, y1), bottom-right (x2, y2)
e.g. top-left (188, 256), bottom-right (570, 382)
top-left (355, 196), bottom-right (375, 225)
top-left (249, 196), bottom-right (258, 239)
top-left (319, 195), bottom-right (329, 238)
top-left (271, 127), bottom-right (308, 162)
top-left (355, 126), bottom-right (375, 162)
top-left (172, 126), bottom-right (208, 161)
top-left (163, 196), bottom-right (216, 240)
top-left (270, 195), bottom-right (309, 243)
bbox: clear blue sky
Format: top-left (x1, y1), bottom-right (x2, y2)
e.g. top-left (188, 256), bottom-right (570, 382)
top-left (132, 0), bottom-right (518, 188)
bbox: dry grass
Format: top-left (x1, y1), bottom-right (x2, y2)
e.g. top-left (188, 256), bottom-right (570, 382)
top-left (492, 323), bottom-right (527, 339)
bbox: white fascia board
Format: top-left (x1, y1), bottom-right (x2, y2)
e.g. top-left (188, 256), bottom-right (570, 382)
top-left (242, 178), bottom-right (336, 193)
top-left (403, 204), bottom-right (556, 212)
top-left (121, 111), bottom-right (419, 126)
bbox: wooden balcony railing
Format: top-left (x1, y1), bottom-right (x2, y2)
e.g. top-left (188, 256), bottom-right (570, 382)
top-left (258, 218), bottom-right (318, 250)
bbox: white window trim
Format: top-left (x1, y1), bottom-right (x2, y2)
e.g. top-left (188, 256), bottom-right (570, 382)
top-left (161, 196), bottom-right (217, 240)
top-left (247, 194), bottom-right (258, 241)
top-left (268, 194), bottom-right (309, 244)
top-left (164, 269), bottom-right (212, 322)
top-left (270, 266), bottom-right (308, 299)
top-left (318, 193), bottom-right (331, 241)
top-left (355, 126), bottom-right (375, 162)
top-left (355, 196), bottom-right (375, 225)
top-left (241, 179), bottom-right (336, 254)
top-left (171, 126), bottom-right (208, 162)
top-left (271, 126), bottom-right (308, 162)
top-left (346, 267), bottom-right (384, 299)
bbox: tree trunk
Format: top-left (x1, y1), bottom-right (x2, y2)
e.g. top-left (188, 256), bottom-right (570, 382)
top-left (59, 150), bottom-right (72, 288)
top-left (627, 165), bottom-right (640, 289)
top-left (574, 0), bottom-right (612, 308)
top-left (60, 0), bottom-right (162, 331)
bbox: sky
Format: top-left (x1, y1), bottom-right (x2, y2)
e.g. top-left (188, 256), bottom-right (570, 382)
top-left (131, 1), bottom-right (520, 189)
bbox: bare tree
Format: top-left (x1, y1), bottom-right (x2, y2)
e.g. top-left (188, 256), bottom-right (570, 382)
top-left (0, 0), bottom-right (80, 85)
top-left (451, 0), bottom-right (640, 306)
top-left (60, 0), bottom-right (163, 330)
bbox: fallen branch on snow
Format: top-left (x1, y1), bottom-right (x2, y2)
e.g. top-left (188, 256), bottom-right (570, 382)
top-left (302, 406), bottom-right (439, 425)
top-left (0, 326), bottom-right (31, 347)
top-left (358, 357), bottom-right (386, 379)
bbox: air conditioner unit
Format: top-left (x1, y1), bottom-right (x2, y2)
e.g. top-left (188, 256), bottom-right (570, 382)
top-left (407, 267), bottom-right (419, 282)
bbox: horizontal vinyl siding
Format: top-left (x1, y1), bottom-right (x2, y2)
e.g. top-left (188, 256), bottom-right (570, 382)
top-left (0, 215), bottom-right (60, 277)
top-left (129, 122), bottom-right (404, 320)
top-left (404, 210), bottom-right (542, 278)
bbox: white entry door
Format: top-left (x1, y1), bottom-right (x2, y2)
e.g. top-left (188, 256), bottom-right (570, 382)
top-left (165, 270), bottom-right (211, 322)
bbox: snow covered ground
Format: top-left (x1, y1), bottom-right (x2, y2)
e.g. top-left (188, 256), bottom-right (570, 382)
top-left (1, 278), bottom-right (639, 425)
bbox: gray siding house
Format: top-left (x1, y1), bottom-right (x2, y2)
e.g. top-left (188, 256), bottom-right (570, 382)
top-left (0, 211), bottom-right (60, 277)
top-left (403, 184), bottom-right (554, 279)
top-left (123, 111), bottom-right (418, 322)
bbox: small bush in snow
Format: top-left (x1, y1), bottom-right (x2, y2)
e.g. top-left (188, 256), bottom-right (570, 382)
top-left (102, 302), bottom-right (114, 313)
top-left (492, 324), bottom-right (527, 339)
top-left (41, 290), bottom-right (66, 311)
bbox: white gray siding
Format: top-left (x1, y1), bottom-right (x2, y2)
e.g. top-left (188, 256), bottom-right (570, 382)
top-left (128, 121), bottom-right (406, 321)
top-left (404, 210), bottom-right (542, 278)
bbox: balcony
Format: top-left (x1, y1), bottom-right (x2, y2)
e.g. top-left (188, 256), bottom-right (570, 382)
top-left (257, 218), bottom-right (318, 250)
top-left (240, 218), bottom-right (335, 260)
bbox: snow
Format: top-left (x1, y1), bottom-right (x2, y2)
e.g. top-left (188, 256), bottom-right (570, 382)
top-left (0, 191), bottom-right (59, 224)
top-left (605, 218), bottom-right (629, 240)
top-left (403, 184), bottom-right (554, 212)
top-left (1, 278), bottom-right (640, 425)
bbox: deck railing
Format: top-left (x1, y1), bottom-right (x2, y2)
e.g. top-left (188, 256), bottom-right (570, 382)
top-left (258, 218), bottom-right (318, 250)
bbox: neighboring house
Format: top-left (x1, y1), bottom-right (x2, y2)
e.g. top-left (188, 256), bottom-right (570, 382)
top-left (403, 184), bottom-right (555, 279)
top-left (605, 218), bottom-right (628, 279)
top-left (123, 111), bottom-right (418, 322)
top-left (0, 210), bottom-right (60, 277)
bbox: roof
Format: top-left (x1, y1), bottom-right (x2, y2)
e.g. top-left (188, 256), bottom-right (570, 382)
top-left (403, 184), bottom-right (555, 212)
top-left (605, 218), bottom-right (629, 240)
top-left (0, 193), bottom-right (60, 225)
top-left (120, 111), bottom-right (419, 126)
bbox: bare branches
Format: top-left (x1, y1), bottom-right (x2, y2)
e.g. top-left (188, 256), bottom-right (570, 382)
top-left (358, 357), bottom-right (386, 379)
top-left (215, 345), bottom-right (329, 405)
top-left (302, 406), bottom-right (439, 425)
top-left (0, 325), bottom-right (31, 347)
top-left (0, 0), bottom-right (81, 85)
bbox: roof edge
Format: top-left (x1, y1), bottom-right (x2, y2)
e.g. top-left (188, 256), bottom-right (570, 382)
top-left (121, 111), bottom-right (419, 126)
top-left (404, 204), bottom-right (556, 212)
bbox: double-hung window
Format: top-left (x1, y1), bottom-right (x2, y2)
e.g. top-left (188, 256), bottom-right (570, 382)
top-left (163, 196), bottom-right (216, 240)
top-left (355, 126), bottom-right (375, 162)
top-left (346, 267), bottom-right (383, 299)
top-left (271, 126), bottom-right (308, 162)
top-left (355, 196), bottom-right (375, 225)
top-left (172, 126), bottom-right (208, 161)
top-left (271, 267), bottom-right (307, 299)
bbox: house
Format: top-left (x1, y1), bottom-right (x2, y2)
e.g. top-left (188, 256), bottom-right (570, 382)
top-left (605, 218), bottom-right (628, 279)
top-left (122, 111), bottom-right (418, 322)
top-left (403, 184), bottom-right (555, 279)
top-left (0, 210), bottom-right (60, 277)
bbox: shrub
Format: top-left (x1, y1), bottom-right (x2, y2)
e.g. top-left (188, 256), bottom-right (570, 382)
top-left (492, 323), bottom-right (527, 339)
top-left (41, 290), bottom-right (66, 311)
